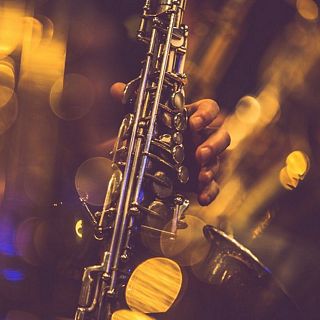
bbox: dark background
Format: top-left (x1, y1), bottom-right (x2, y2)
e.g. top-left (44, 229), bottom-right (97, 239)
top-left (0, 0), bottom-right (319, 319)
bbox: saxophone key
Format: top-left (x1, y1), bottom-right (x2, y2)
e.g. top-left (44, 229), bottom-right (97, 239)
top-left (152, 171), bottom-right (174, 199)
top-left (173, 131), bottom-right (183, 144)
top-left (173, 111), bottom-right (187, 131)
top-left (177, 165), bottom-right (189, 184)
top-left (172, 144), bottom-right (185, 163)
top-left (171, 89), bottom-right (185, 110)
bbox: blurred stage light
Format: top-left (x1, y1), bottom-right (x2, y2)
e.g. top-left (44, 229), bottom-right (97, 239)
top-left (280, 151), bottom-right (310, 190)
top-left (296, 0), bottom-right (319, 21)
top-left (75, 219), bottom-right (83, 239)
top-left (50, 73), bottom-right (95, 121)
top-left (0, 91), bottom-right (18, 134)
top-left (112, 310), bottom-right (154, 320)
top-left (125, 257), bottom-right (182, 314)
top-left (0, 3), bottom-right (25, 59)
top-left (286, 150), bottom-right (310, 179)
top-left (20, 17), bottom-right (66, 89)
top-left (2, 269), bottom-right (24, 282)
top-left (257, 86), bottom-right (281, 124)
top-left (15, 217), bottom-right (42, 266)
top-left (235, 95), bottom-right (261, 125)
top-left (0, 218), bottom-right (16, 257)
top-left (160, 215), bottom-right (211, 267)
top-left (75, 157), bottom-right (113, 206)
top-left (0, 57), bottom-right (15, 108)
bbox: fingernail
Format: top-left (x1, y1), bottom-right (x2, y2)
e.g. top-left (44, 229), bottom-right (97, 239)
top-left (199, 193), bottom-right (212, 206)
top-left (199, 169), bottom-right (213, 183)
top-left (191, 116), bottom-right (203, 129)
top-left (199, 147), bottom-right (211, 163)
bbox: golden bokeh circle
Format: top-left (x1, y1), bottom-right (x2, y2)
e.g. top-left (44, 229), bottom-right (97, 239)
top-left (279, 167), bottom-right (299, 191)
top-left (160, 215), bottom-right (211, 267)
top-left (0, 92), bottom-right (18, 134)
top-left (0, 59), bottom-right (15, 108)
top-left (75, 157), bottom-right (113, 206)
top-left (112, 310), bottom-right (154, 320)
top-left (126, 257), bottom-right (182, 314)
top-left (50, 73), bottom-right (95, 121)
top-left (235, 95), bottom-right (261, 124)
top-left (296, 0), bottom-right (319, 21)
top-left (15, 217), bottom-right (42, 266)
top-left (286, 150), bottom-right (310, 179)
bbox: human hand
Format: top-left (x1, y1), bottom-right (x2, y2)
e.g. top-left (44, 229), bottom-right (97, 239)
top-left (110, 82), bottom-right (230, 206)
top-left (186, 99), bottom-right (230, 206)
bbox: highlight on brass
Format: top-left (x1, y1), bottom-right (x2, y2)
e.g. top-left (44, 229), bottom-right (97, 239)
top-left (125, 257), bottom-right (182, 314)
top-left (111, 310), bottom-right (155, 320)
top-left (279, 151), bottom-right (310, 190)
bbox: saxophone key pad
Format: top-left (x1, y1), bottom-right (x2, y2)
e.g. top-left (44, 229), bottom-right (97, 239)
top-left (172, 144), bottom-right (185, 164)
top-left (161, 111), bottom-right (173, 129)
top-left (171, 89), bottom-right (185, 110)
top-left (177, 165), bottom-right (189, 184)
top-left (152, 171), bottom-right (174, 199)
top-left (159, 133), bottom-right (172, 146)
top-left (173, 131), bottom-right (183, 145)
top-left (173, 112), bottom-right (187, 131)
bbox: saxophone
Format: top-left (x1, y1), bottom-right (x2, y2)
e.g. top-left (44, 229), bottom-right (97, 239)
top-left (74, 1), bottom-right (302, 319)
top-left (75, 1), bottom-right (190, 319)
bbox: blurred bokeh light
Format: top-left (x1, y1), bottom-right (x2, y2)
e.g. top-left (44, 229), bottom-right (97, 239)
top-left (75, 157), bottom-right (113, 206)
top-left (0, 2), bottom-right (25, 59)
top-left (296, 0), bottom-right (319, 20)
top-left (126, 257), bottom-right (182, 314)
top-left (112, 310), bottom-right (154, 320)
top-left (50, 73), bottom-right (95, 121)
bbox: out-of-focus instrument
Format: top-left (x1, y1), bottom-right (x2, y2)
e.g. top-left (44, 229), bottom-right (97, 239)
top-left (74, 1), bottom-right (302, 319)
top-left (186, 0), bottom-right (254, 99)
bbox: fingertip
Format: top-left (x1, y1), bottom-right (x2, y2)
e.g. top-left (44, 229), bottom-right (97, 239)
top-left (198, 168), bottom-right (214, 184)
top-left (198, 193), bottom-right (214, 206)
top-left (198, 182), bottom-right (219, 206)
top-left (110, 82), bottom-right (126, 102)
top-left (196, 146), bottom-right (212, 165)
top-left (189, 115), bottom-right (204, 131)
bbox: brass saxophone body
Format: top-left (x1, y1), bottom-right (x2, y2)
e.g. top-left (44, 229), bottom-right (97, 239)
top-left (75, 1), bottom-right (190, 318)
top-left (74, 1), bottom-right (302, 319)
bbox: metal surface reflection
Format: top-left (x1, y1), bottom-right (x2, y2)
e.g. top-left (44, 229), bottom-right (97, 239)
top-left (131, 226), bottom-right (301, 320)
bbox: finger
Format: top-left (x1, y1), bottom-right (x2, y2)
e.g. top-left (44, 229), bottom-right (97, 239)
top-left (192, 116), bottom-right (226, 146)
top-left (198, 180), bottom-right (220, 206)
top-left (203, 113), bottom-right (225, 132)
top-left (198, 158), bottom-right (220, 184)
top-left (187, 99), bottom-right (220, 131)
top-left (196, 128), bottom-right (230, 165)
top-left (110, 82), bottom-right (126, 102)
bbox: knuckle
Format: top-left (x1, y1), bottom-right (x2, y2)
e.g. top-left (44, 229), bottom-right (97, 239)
top-left (201, 108), bottom-right (214, 121)
top-left (201, 99), bottom-right (220, 114)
